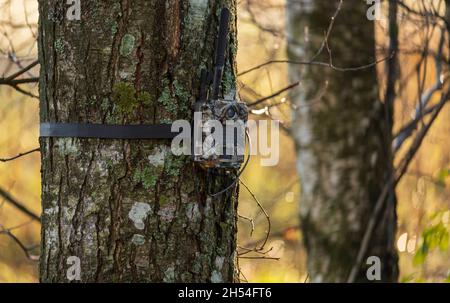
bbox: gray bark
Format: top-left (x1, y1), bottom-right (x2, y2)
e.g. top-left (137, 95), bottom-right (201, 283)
top-left (287, 0), bottom-right (398, 282)
top-left (39, 0), bottom-right (239, 282)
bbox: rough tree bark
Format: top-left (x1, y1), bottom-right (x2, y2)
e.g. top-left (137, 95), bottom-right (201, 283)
top-left (287, 0), bottom-right (398, 282)
top-left (38, 0), bottom-right (239, 282)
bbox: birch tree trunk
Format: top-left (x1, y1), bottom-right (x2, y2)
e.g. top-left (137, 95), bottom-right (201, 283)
top-left (287, 0), bottom-right (398, 282)
top-left (38, 0), bottom-right (239, 282)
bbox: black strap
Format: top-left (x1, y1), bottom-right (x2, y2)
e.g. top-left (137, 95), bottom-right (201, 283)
top-left (40, 122), bottom-right (182, 139)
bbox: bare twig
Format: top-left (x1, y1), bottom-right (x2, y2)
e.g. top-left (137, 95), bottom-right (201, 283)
top-left (347, 89), bottom-right (450, 283)
top-left (242, 225), bottom-right (300, 248)
top-left (238, 256), bottom-right (280, 260)
top-left (239, 179), bottom-right (271, 251)
top-left (0, 228), bottom-right (39, 261)
top-left (2, 60), bottom-right (38, 81)
top-left (238, 213), bottom-right (255, 236)
top-left (247, 82), bottom-right (300, 107)
top-left (238, 245), bottom-right (273, 256)
top-left (304, 274), bottom-right (310, 283)
top-left (393, 30), bottom-right (446, 152)
top-left (0, 147), bottom-right (40, 162)
top-left (0, 77), bottom-right (39, 85)
top-left (238, 54), bottom-right (394, 77)
top-left (0, 186), bottom-right (40, 222)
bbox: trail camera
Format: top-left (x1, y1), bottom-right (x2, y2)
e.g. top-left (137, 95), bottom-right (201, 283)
top-left (193, 8), bottom-right (248, 170)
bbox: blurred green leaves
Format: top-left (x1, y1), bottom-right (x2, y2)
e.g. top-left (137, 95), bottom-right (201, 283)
top-left (413, 222), bottom-right (449, 266)
top-left (444, 273), bottom-right (450, 283)
top-left (437, 168), bottom-right (450, 187)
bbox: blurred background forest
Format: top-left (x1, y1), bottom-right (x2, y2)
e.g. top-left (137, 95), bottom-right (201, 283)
top-left (0, 0), bottom-right (449, 282)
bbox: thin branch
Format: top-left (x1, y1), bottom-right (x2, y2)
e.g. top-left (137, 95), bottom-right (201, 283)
top-left (238, 53), bottom-right (394, 77)
top-left (0, 228), bottom-right (39, 261)
top-left (0, 77), bottom-right (39, 85)
top-left (0, 186), bottom-right (40, 222)
top-left (2, 60), bottom-right (38, 81)
top-left (347, 89), bottom-right (450, 283)
top-left (393, 103), bottom-right (439, 152)
top-left (304, 274), bottom-right (310, 283)
top-left (0, 60), bottom-right (39, 97)
top-left (238, 256), bottom-right (280, 260)
top-left (247, 82), bottom-right (300, 107)
top-left (239, 179), bottom-right (271, 251)
top-left (9, 84), bottom-right (39, 99)
top-left (238, 245), bottom-right (273, 256)
top-left (0, 148), bottom-right (40, 162)
top-left (397, 1), bottom-right (448, 28)
top-left (242, 225), bottom-right (299, 248)
top-left (309, 0), bottom-right (344, 62)
top-left (393, 30), bottom-right (446, 152)
top-left (238, 213), bottom-right (255, 237)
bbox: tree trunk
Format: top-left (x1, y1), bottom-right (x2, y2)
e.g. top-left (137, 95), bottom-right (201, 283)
top-left (38, 0), bottom-right (239, 282)
top-left (287, 0), bottom-right (398, 282)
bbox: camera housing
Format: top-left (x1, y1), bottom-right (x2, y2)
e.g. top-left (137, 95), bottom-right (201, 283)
top-left (193, 95), bottom-right (248, 169)
top-left (192, 8), bottom-right (249, 170)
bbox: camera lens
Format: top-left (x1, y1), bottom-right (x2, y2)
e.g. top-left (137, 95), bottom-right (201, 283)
top-left (238, 105), bottom-right (247, 119)
top-left (226, 107), bottom-right (236, 119)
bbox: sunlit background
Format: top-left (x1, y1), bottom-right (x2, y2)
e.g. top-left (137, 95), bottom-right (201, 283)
top-left (0, 0), bottom-right (449, 282)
